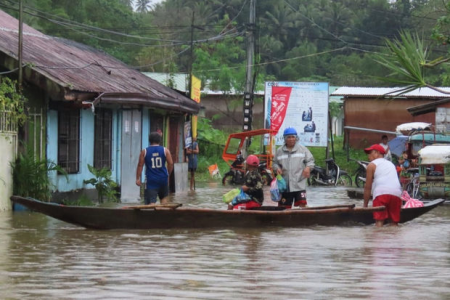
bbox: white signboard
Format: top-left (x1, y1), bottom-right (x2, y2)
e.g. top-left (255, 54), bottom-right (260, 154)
top-left (264, 81), bottom-right (329, 147)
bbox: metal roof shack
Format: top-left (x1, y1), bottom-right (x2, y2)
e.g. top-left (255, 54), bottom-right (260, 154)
top-left (0, 9), bottom-right (199, 114)
top-left (331, 87), bottom-right (450, 98)
top-left (331, 86), bottom-right (450, 150)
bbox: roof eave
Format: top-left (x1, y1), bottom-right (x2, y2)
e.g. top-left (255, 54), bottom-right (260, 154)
top-left (96, 93), bottom-right (200, 114)
top-left (407, 98), bottom-right (450, 116)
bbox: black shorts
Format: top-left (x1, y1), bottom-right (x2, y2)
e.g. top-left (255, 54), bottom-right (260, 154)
top-left (278, 190), bottom-right (307, 207)
top-left (189, 168), bottom-right (196, 172)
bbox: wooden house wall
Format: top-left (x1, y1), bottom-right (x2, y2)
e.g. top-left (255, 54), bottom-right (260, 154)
top-left (344, 98), bottom-right (436, 149)
top-left (201, 95), bottom-right (264, 131)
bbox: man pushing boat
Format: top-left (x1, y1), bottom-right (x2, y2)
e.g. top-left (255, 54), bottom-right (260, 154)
top-left (363, 144), bottom-right (402, 227)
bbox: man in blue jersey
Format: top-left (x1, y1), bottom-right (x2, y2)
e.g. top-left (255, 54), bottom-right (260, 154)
top-left (136, 132), bottom-right (174, 204)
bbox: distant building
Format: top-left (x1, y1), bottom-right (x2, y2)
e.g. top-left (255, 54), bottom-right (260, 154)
top-left (332, 86), bottom-right (450, 149)
top-left (144, 73), bottom-right (344, 135)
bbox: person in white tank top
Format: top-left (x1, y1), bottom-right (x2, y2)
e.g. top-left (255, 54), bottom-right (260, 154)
top-left (379, 135), bottom-right (392, 161)
top-left (363, 144), bottom-right (402, 227)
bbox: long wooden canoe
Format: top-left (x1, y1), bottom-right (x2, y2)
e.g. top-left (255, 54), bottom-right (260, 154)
top-left (10, 196), bottom-right (445, 230)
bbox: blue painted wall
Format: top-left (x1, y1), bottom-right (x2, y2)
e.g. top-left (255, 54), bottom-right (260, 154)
top-left (47, 108), bottom-right (120, 192)
top-left (47, 106), bottom-right (185, 194)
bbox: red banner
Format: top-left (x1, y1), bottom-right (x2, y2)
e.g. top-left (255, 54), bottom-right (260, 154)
top-left (270, 86), bottom-right (292, 133)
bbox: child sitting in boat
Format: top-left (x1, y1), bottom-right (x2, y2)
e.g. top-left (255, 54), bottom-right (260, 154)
top-left (229, 155), bottom-right (264, 210)
top-left (397, 151), bottom-right (410, 174)
top-left (397, 151), bottom-right (411, 188)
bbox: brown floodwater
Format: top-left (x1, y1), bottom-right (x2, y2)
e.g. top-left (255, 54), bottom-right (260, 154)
top-left (0, 183), bottom-right (449, 299)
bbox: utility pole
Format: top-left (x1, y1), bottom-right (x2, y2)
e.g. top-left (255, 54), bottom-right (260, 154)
top-left (187, 12), bottom-right (195, 189)
top-left (18, 0), bottom-right (23, 91)
top-left (188, 12), bottom-right (195, 101)
top-left (242, 0), bottom-right (256, 131)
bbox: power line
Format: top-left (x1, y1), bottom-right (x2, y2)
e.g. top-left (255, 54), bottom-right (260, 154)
top-left (0, 1), bottom-right (246, 47)
top-left (283, 0), bottom-right (349, 45)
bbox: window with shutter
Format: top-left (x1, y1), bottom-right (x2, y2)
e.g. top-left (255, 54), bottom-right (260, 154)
top-left (58, 109), bottom-right (80, 173)
top-left (94, 108), bottom-right (112, 170)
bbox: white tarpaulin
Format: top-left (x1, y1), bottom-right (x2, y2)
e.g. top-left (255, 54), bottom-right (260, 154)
top-left (396, 122), bottom-right (432, 134)
top-left (418, 145), bottom-right (450, 165)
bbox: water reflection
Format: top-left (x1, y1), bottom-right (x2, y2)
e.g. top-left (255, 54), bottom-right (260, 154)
top-left (0, 184), bottom-right (449, 299)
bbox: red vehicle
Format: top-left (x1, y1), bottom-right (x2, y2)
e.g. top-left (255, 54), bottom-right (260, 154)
top-left (222, 129), bottom-right (276, 186)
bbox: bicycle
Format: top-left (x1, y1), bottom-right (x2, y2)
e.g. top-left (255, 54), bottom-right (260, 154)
top-left (404, 169), bottom-right (422, 199)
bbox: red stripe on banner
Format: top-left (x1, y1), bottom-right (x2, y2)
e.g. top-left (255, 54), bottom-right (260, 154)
top-left (270, 86), bottom-right (292, 134)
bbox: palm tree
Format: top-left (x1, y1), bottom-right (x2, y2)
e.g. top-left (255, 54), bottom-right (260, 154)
top-left (136, 0), bottom-right (151, 13)
top-left (375, 31), bottom-right (450, 95)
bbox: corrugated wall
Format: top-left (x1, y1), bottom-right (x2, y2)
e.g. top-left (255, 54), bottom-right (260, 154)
top-left (345, 98), bottom-right (436, 149)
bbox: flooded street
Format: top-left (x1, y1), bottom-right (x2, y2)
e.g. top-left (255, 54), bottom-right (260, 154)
top-left (0, 183), bottom-right (449, 299)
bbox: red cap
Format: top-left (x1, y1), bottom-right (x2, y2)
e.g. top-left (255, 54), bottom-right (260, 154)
top-left (246, 155), bottom-right (260, 167)
top-left (364, 144), bottom-right (386, 155)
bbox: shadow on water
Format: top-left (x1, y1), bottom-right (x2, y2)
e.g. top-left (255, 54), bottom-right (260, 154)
top-left (0, 183), bottom-right (449, 299)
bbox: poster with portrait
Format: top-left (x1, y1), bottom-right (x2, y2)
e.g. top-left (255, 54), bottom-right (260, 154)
top-left (264, 81), bottom-right (329, 147)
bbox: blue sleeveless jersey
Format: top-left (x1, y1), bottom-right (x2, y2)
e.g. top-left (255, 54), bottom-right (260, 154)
top-left (144, 146), bottom-right (168, 189)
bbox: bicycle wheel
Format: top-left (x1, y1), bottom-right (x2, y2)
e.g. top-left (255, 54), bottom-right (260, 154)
top-left (337, 174), bottom-right (352, 186)
top-left (405, 182), bottom-right (413, 195)
top-left (406, 182), bottom-right (423, 199)
top-left (355, 170), bottom-right (366, 188)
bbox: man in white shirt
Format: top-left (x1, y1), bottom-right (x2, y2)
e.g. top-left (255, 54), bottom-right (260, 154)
top-left (363, 144), bottom-right (402, 227)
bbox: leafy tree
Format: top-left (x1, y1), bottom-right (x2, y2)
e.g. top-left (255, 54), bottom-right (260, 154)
top-left (2, 0), bottom-right (450, 89)
top-left (135, 0), bottom-right (151, 13)
top-left (431, 1), bottom-right (450, 46)
top-left (192, 15), bottom-right (247, 92)
top-left (0, 77), bottom-right (27, 127)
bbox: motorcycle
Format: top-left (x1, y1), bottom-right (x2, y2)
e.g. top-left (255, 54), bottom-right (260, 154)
top-left (222, 155), bottom-right (273, 186)
top-left (353, 160), bottom-right (369, 188)
top-left (308, 158), bottom-right (352, 186)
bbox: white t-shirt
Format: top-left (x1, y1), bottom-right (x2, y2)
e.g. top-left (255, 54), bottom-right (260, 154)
top-left (371, 158), bottom-right (402, 199)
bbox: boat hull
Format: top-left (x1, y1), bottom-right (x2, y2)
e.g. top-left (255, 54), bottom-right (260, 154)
top-left (10, 196), bottom-right (445, 230)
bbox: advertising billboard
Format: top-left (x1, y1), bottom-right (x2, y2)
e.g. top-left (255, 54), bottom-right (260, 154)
top-left (264, 81), bottom-right (329, 147)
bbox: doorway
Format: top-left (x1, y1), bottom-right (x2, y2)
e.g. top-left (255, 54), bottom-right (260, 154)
top-left (121, 109), bottom-right (142, 203)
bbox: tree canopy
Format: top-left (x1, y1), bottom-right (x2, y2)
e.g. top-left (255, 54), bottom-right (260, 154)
top-left (0, 0), bottom-right (449, 92)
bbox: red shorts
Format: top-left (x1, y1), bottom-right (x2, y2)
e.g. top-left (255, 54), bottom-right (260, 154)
top-left (233, 201), bottom-right (261, 210)
top-left (373, 194), bottom-right (402, 223)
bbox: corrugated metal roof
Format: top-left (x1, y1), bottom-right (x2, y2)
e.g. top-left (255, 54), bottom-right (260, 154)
top-left (143, 72), bottom-right (265, 96)
top-left (144, 73), bottom-right (342, 100)
top-left (0, 10), bottom-right (199, 114)
top-left (142, 72), bottom-right (188, 92)
top-left (331, 86), bottom-right (450, 98)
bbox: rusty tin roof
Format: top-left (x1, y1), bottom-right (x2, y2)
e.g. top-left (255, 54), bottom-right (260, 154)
top-left (0, 10), bottom-right (199, 114)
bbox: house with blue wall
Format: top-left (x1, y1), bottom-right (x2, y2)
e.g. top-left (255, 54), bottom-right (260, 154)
top-left (0, 10), bottom-right (199, 203)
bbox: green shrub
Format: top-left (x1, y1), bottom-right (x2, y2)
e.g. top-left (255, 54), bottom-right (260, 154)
top-left (11, 146), bottom-right (67, 201)
top-left (83, 164), bottom-right (119, 203)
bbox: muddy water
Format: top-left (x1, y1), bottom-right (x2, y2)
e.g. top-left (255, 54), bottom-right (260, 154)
top-left (0, 183), bottom-right (449, 299)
